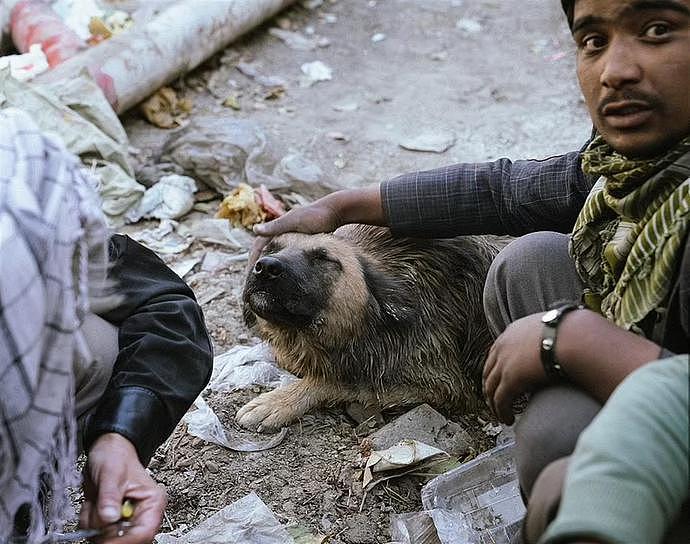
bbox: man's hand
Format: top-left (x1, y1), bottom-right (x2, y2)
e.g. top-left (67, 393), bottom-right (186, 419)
top-left (248, 185), bottom-right (386, 271)
top-left (248, 198), bottom-right (345, 270)
top-left (81, 433), bottom-right (166, 544)
top-left (482, 308), bottom-right (663, 424)
top-left (482, 313), bottom-right (549, 425)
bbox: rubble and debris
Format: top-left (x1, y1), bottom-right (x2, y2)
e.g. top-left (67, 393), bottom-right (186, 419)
top-left (371, 32), bottom-right (386, 42)
top-left (36, 0), bottom-right (299, 114)
top-left (332, 100), bottom-right (359, 112)
top-left (197, 250), bottom-right (250, 272)
top-left (456, 18), bottom-right (482, 33)
top-left (129, 220), bottom-right (193, 254)
top-left (275, 153), bottom-right (323, 184)
top-left (237, 60), bottom-right (288, 88)
top-left (182, 342), bottom-right (297, 452)
top-left (198, 287), bottom-right (227, 306)
top-left (389, 511), bottom-right (444, 544)
top-left (299, 60), bottom-right (332, 87)
top-left (222, 94), bottom-right (242, 110)
top-left (140, 86), bottom-right (193, 129)
top-left (169, 256), bottom-right (202, 280)
top-left (365, 404), bottom-right (472, 457)
top-left (182, 395), bottom-right (287, 451)
top-left (52, 0), bottom-right (104, 40)
top-left (269, 27), bottom-right (317, 51)
top-left (187, 217), bottom-right (254, 250)
top-left (399, 129), bottom-right (457, 153)
top-left (362, 440), bottom-right (449, 496)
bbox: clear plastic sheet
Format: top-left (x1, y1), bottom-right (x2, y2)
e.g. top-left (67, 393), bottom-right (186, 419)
top-left (420, 441), bottom-right (525, 544)
top-left (155, 492), bottom-right (293, 544)
top-left (183, 343), bottom-right (296, 451)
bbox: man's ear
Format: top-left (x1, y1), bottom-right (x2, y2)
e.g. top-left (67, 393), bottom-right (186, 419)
top-left (358, 256), bottom-right (417, 323)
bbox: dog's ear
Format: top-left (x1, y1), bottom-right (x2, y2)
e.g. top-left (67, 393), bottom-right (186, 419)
top-left (358, 257), bottom-right (417, 323)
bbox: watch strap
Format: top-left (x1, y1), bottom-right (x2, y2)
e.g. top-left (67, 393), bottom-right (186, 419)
top-left (540, 302), bottom-right (584, 379)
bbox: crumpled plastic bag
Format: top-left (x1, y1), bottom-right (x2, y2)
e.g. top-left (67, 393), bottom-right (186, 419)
top-left (0, 67), bottom-right (145, 226)
top-left (208, 343), bottom-right (297, 393)
top-left (0, 43), bottom-right (49, 81)
top-left (128, 219), bottom-right (193, 254)
top-left (182, 343), bottom-right (296, 451)
top-left (162, 115), bottom-right (286, 194)
top-left (134, 174), bottom-right (197, 220)
top-left (155, 492), bottom-right (294, 544)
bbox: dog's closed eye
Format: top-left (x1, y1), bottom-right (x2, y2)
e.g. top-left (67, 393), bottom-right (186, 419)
top-left (307, 248), bottom-right (342, 269)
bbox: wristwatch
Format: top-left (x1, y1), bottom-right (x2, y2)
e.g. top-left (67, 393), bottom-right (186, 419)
top-left (540, 302), bottom-right (584, 379)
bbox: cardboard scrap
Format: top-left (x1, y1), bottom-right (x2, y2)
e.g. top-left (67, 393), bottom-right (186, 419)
top-left (362, 439), bottom-right (448, 492)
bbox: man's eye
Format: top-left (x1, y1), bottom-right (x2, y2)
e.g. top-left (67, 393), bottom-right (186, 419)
top-left (643, 23), bottom-right (670, 38)
top-left (582, 35), bottom-right (607, 51)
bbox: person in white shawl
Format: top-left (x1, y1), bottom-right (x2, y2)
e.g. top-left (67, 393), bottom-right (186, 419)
top-left (0, 108), bottom-right (165, 543)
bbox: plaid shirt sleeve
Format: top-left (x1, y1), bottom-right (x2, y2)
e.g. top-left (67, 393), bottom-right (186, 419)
top-left (381, 150), bottom-right (596, 238)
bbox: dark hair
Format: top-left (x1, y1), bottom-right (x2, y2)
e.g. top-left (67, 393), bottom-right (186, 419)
top-left (561, 0), bottom-right (575, 28)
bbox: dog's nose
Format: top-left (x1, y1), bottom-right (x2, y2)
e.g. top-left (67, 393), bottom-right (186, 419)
top-left (253, 256), bottom-right (284, 279)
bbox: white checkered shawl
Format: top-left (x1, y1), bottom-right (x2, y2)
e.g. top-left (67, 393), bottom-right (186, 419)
top-left (0, 108), bottom-right (108, 542)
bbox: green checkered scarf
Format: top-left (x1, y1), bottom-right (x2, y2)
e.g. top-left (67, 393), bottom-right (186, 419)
top-left (570, 134), bottom-right (690, 333)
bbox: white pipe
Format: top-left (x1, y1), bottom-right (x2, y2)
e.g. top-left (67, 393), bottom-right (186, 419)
top-left (36, 0), bottom-right (296, 113)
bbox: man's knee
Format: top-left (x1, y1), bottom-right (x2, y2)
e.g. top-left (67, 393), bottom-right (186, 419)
top-left (514, 385), bottom-right (600, 497)
top-left (483, 232), bottom-right (577, 335)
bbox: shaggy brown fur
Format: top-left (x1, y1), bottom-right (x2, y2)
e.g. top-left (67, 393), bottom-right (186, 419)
top-left (236, 225), bottom-right (504, 431)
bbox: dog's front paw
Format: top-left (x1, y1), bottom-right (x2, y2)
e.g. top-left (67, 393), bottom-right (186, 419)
top-left (235, 388), bottom-right (303, 432)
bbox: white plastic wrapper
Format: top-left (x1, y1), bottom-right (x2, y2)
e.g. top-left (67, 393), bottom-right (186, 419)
top-left (0, 44), bottom-right (49, 81)
top-left (183, 395), bottom-right (286, 452)
top-left (208, 343), bottom-right (297, 393)
top-left (135, 174), bottom-right (197, 220)
top-left (156, 492), bottom-right (294, 544)
top-left (182, 343), bottom-right (296, 451)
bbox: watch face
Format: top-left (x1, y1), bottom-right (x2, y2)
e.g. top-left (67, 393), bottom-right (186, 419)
top-left (542, 309), bottom-right (560, 323)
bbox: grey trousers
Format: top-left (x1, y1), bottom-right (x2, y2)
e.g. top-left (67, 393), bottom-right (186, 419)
top-left (482, 232), bottom-right (602, 497)
top-left (74, 313), bottom-right (119, 449)
top-left (483, 232), bottom-right (689, 543)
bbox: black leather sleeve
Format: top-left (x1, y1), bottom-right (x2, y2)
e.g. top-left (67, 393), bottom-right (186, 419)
top-left (83, 234), bottom-right (213, 465)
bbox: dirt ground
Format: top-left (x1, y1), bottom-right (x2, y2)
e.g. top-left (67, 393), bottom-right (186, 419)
top-left (116, 0), bottom-right (590, 542)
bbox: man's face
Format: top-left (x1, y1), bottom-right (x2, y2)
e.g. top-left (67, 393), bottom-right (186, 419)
top-left (573, 0), bottom-right (690, 158)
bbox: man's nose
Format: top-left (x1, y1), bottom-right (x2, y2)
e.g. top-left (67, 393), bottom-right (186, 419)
top-left (600, 40), bottom-right (642, 89)
top-left (253, 256), bottom-right (284, 279)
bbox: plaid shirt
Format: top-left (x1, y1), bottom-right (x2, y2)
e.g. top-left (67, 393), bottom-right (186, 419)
top-left (381, 150), bottom-right (597, 238)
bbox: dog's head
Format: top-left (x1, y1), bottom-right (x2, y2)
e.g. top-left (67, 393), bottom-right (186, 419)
top-left (242, 230), bottom-right (416, 336)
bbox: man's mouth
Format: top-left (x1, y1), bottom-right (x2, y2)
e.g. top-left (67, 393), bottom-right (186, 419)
top-left (600, 100), bottom-right (654, 129)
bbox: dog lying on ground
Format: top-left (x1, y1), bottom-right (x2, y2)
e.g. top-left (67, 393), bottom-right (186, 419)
top-left (236, 224), bottom-right (504, 431)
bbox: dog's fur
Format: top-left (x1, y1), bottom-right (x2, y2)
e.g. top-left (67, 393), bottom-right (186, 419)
top-left (237, 225), bottom-right (503, 431)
